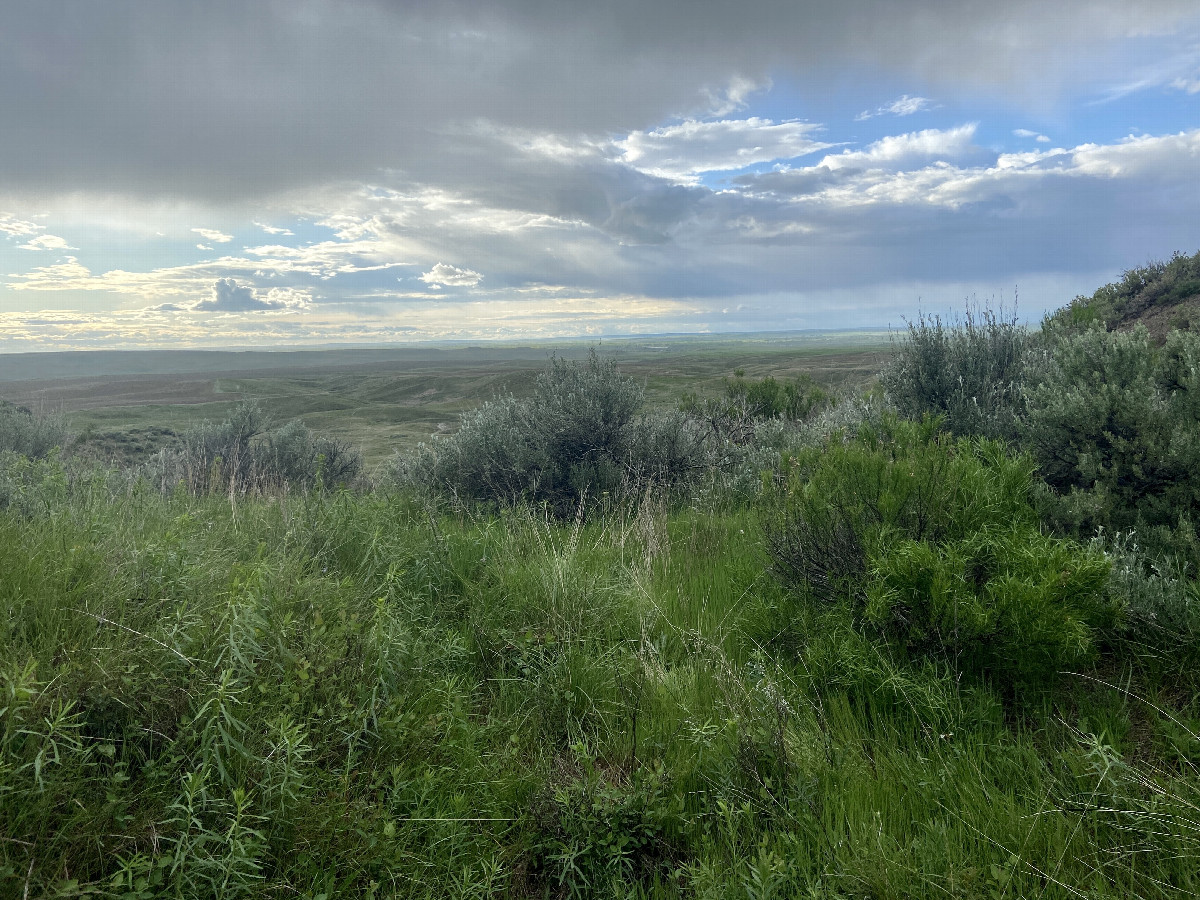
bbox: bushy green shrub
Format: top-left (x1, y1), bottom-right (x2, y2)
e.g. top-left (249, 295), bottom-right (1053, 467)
top-left (766, 416), bottom-right (1116, 691)
top-left (1026, 326), bottom-right (1200, 560)
top-left (0, 398), bottom-right (70, 458)
top-left (881, 306), bottom-right (1029, 440)
top-left (866, 527), bottom-right (1112, 686)
top-left (392, 351), bottom-right (715, 513)
top-left (147, 402), bottom-right (362, 494)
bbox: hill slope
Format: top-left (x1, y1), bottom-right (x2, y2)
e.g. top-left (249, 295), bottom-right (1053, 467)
top-left (1047, 248), bottom-right (1200, 339)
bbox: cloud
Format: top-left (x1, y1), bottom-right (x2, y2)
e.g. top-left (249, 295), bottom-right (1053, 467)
top-left (3, 2), bottom-right (1198, 201)
top-left (701, 74), bottom-right (771, 116)
top-left (254, 222), bottom-right (294, 235)
top-left (5, 116), bottom-right (1200, 339)
top-left (1014, 128), bottom-right (1052, 142)
top-left (817, 124), bottom-right (980, 170)
top-left (617, 117), bottom-right (832, 179)
top-left (419, 263), bottom-right (482, 287)
top-left (1173, 75), bottom-right (1200, 93)
top-left (191, 227), bottom-right (233, 243)
top-left (0, 289), bottom-right (701, 351)
top-left (855, 94), bottom-right (936, 120)
top-left (191, 278), bottom-right (310, 311)
top-left (7, 256), bottom-right (94, 288)
top-left (18, 233), bottom-right (75, 250)
top-left (1, 214), bottom-right (42, 237)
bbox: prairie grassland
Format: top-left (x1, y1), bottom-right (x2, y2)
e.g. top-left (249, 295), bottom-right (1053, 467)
top-left (1, 457), bottom-right (1197, 899)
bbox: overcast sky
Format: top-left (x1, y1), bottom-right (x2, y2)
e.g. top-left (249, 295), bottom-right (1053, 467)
top-left (2, 0), bottom-right (1199, 349)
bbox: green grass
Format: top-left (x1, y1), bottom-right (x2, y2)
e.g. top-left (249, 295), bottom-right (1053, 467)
top-left (3, 457), bottom-right (1198, 898)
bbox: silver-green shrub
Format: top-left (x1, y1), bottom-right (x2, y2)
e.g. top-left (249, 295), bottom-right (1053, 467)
top-left (0, 399), bottom-right (70, 458)
top-left (147, 401), bottom-right (362, 494)
top-left (1096, 531), bottom-right (1200, 658)
top-left (881, 306), bottom-right (1030, 441)
top-left (391, 351), bottom-right (716, 512)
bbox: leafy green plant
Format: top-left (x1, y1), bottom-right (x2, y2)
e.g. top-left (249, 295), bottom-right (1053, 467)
top-left (866, 526), bottom-right (1113, 687)
top-left (766, 416), bottom-right (1115, 691)
top-left (531, 745), bottom-right (683, 897)
top-left (1026, 326), bottom-right (1200, 566)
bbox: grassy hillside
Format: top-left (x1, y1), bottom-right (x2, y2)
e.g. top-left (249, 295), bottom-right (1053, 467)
top-left (1045, 248), bottom-right (1200, 340)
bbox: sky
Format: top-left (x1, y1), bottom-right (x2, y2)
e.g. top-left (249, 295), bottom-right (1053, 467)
top-left (2, 0), bottom-right (1200, 350)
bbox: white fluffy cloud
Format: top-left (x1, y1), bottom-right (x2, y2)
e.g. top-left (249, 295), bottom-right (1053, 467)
top-left (817, 124), bottom-right (980, 170)
top-left (0, 214), bottom-right (42, 237)
top-left (419, 263), bottom-right (483, 287)
top-left (18, 233), bottom-right (74, 251)
top-left (191, 228), bottom-right (233, 243)
top-left (191, 278), bottom-right (310, 311)
top-left (618, 118), bottom-right (832, 179)
top-left (1014, 128), bottom-right (1052, 143)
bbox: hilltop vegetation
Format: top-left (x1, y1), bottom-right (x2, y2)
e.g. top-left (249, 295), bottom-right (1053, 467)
top-left (1046, 248), bottom-right (1200, 340)
top-left (3, 270), bottom-right (1200, 898)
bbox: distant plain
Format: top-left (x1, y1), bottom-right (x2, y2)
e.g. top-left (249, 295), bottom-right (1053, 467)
top-left (0, 332), bottom-right (889, 469)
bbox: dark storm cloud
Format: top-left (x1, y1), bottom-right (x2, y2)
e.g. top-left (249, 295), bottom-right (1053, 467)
top-left (4, 0), bottom-right (1197, 201)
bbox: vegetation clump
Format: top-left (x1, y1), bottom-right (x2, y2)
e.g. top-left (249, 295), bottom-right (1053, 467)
top-left (682, 369), bottom-right (832, 445)
top-left (766, 416), bottom-right (1115, 691)
top-left (0, 398), bottom-right (69, 458)
top-left (880, 305), bottom-right (1029, 441)
top-left (147, 400), bottom-right (363, 494)
top-left (1026, 326), bottom-right (1200, 553)
top-left (392, 350), bottom-right (713, 513)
